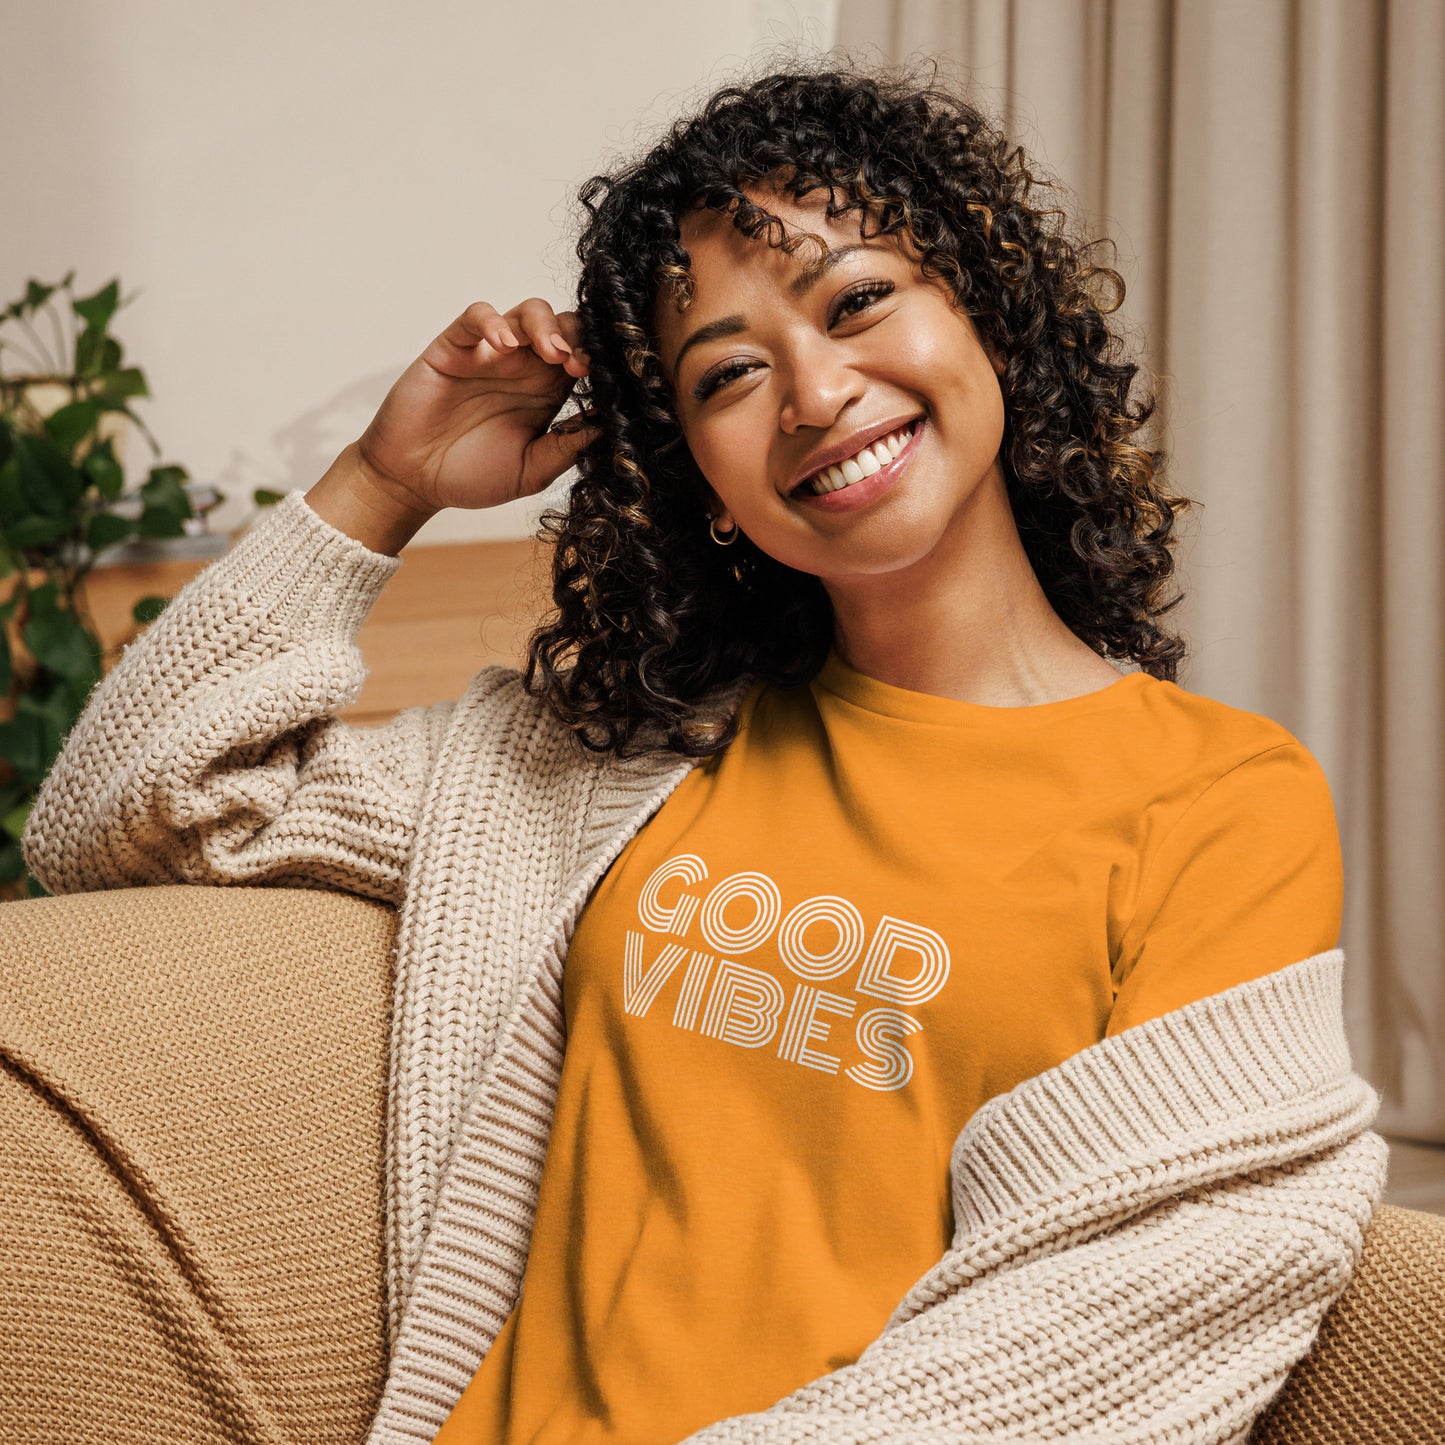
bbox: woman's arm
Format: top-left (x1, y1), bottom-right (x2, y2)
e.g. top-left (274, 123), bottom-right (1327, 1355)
top-left (21, 473), bottom-right (449, 905)
top-left (21, 295), bottom-right (598, 904)
top-left (676, 950), bottom-right (1387, 1445)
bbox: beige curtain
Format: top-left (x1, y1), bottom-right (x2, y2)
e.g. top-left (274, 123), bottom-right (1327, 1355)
top-left (834, 0), bottom-right (1444, 1142)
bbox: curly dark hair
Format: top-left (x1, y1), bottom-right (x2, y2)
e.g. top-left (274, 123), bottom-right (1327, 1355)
top-left (524, 56), bottom-right (1196, 758)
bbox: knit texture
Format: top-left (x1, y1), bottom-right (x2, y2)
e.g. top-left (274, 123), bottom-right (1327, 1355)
top-left (1251, 1203), bottom-right (1445, 1444)
top-left (22, 488), bottom-right (1390, 1444)
top-left (0, 883), bottom-right (395, 1444)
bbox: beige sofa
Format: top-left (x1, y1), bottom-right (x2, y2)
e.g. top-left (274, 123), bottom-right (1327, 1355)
top-left (1, 883), bottom-right (1441, 1444)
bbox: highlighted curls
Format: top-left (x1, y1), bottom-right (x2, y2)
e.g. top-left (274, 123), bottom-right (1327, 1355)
top-left (525, 58), bottom-right (1196, 758)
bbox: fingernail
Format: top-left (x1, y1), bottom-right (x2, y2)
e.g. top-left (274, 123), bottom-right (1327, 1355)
top-left (499, 327), bottom-right (519, 347)
top-left (550, 333), bottom-right (572, 354)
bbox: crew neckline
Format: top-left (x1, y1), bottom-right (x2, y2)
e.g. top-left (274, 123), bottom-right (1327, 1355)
top-left (812, 649), bottom-right (1152, 725)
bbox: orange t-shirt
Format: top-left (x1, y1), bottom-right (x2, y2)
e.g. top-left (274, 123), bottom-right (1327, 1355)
top-left (433, 654), bottom-right (1343, 1444)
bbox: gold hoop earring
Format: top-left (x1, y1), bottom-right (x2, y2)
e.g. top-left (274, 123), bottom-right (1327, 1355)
top-left (709, 516), bottom-right (739, 547)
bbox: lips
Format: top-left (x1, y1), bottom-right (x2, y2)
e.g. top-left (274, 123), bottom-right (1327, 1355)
top-left (790, 415), bottom-right (926, 513)
top-left (786, 414), bottom-right (925, 496)
top-left (794, 420), bottom-right (919, 497)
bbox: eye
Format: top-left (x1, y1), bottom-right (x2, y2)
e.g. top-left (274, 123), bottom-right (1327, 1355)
top-left (829, 279), bottom-right (895, 325)
top-left (690, 280), bottom-right (898, 402)
top-left (692, 358), bottom-right (757, 402)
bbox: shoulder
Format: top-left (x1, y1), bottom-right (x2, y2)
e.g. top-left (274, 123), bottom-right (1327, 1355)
top-left (1125, 674), bottom-right (1335, 821)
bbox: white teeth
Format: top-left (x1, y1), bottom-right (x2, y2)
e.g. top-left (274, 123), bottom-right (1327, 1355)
top-left (803, 422), bottom-right (916, 495)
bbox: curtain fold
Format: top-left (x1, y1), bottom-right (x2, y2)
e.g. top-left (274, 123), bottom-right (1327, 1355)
top-left (835, 0), bottom-right (1444, 1139)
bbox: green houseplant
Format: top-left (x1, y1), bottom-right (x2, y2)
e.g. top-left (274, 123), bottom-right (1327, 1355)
top-left (0, 272), bottom-right (204, 899)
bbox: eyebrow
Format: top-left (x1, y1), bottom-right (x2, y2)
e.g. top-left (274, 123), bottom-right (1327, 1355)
top-left (669, 241), bottom-right (891, 383)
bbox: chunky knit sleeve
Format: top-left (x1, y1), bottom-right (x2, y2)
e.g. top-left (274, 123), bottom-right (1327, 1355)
top-left (677, 950), bottom-right (1388, 1445)
top-left (21, 488), bottom-right (453, 906)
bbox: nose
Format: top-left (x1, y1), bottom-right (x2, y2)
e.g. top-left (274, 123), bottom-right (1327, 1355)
top-left (777, 335), bottom-right (865, 434)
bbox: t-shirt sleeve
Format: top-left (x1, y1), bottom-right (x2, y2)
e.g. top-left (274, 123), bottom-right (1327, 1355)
top-left (1106, 740), bottom-right (1344, 1037)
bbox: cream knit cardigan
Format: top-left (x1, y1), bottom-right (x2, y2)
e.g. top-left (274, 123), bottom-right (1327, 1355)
top-left (23, 489), bottom-right (1389, 1445)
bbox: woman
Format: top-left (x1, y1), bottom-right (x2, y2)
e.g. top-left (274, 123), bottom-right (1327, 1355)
top-left (19, 61), bottom-right (1385, 1445)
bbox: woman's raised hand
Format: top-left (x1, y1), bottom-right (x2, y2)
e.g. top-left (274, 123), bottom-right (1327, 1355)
top-left (353, 299), bottom-right (597, 515)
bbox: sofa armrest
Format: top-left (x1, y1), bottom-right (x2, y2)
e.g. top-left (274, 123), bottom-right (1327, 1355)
top-left (0, 884), bottom-right (395, 1444)
top-left (1250, 1201), bottom-right (1445, 1442)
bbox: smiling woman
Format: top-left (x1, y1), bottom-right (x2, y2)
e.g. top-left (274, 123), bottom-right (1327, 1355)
top-left (649, 186), bottom-right (1034, 687)
top-left (14, 51), bottom-right (1378, 1445)
top-left (525, 63), bottom-right (1195, 755)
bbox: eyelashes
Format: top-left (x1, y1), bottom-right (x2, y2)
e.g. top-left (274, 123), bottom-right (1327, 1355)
top-left (692, 357), bottom-right (754, 402)
top-left (690, 279), bottom-right (897, 401)
top-left (831, 279), bottom-right (895, 322)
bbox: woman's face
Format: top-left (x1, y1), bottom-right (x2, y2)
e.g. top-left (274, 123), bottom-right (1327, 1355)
top-left (651, 186), bottom-right (1009, 583)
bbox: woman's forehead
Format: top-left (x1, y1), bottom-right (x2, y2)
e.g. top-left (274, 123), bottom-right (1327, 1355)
top-left (659, 193), bottom-right (915, 336)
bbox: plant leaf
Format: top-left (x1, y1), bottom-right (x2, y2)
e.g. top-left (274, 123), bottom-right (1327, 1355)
top-left (99, 366), bottom-right (148, 401)
top-left (44, 399), bottom-right (101, 452)
top-left (22, 602), bottom-right (101, 683)
top-left (0, 625), bottom-right (10, 694)
top-left (86, 511), bottom-right (135, 552)
top-left (73, 279), bottom-right (120, 331)
top-left (76, 324), bottom-right (105, 376)
top-left (0, 456), bottom-right (21, 522)
top-left (23, 280), bottom-right (56, 314)
top-left (1, 795), bottom-right (30, 842)
top-left (5, 513), bottom-right (73, 547)
top-left (0, 713), bottom-right (47, 785)
top-left (132, 594), bottom-right (169, 625)
top-left (0, 777), bottom-right (29, 809)
top-left (253, 488), bottom-right (286, 506)
top-left (143, 463), bottom-right (190, 495)
top-left (138, 464), bottom-right (192, 536)
top-left (26, 579), bottom-right (59, 612)
top-left (13, 434), bottom-right (84, 514)
top-left (82, 438), bottom-right (125, 499)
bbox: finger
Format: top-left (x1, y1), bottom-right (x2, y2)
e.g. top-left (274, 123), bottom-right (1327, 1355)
top-left (442, 301), bottom-right (505, 348)
top-left (434, 302), bottom-right (521, 367)
top-left (553, 310), bottom-right (592, 375)
top-left (505, 298), bottom-right (578, 368)
top-left (550, 404), bottom-right (602, 435)
top-left (521, 419), bottom-right (602, 495)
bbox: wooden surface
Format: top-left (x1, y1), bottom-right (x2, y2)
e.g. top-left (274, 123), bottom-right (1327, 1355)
top-left (74, 531), bottom-right (554, 728)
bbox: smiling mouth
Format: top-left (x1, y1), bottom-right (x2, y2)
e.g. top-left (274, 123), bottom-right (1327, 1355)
top-left (791, 420), bottom-right (921, 497)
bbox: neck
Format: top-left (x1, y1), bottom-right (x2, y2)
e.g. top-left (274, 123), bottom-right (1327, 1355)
top-left (823, 465), bottom-right (1111, 706)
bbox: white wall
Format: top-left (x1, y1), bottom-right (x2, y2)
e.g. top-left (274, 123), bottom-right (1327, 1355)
top-left (0, 0), bottom-right (838, 544)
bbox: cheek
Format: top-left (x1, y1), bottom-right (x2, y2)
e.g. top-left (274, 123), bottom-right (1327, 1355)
top-left (915, 330), bottom-right (1006, 441)
top-left (683, 416), bottom-right (765, 504)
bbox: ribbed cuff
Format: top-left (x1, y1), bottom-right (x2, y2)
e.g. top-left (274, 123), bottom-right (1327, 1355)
top-left (213, 487), bottom-right (404, 640)
top-left (950, 948), bottom-right (1369, 1232)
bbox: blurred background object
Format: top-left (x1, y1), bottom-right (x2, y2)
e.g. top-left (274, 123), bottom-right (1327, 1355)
top-left (0, 273), bottom-right (208, 900)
